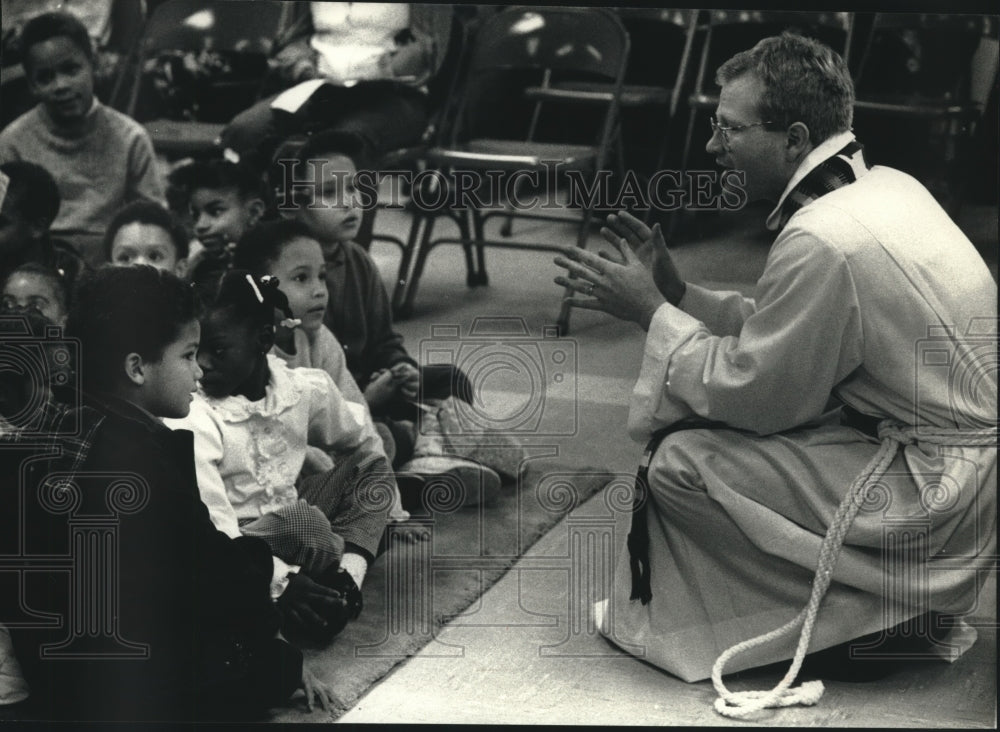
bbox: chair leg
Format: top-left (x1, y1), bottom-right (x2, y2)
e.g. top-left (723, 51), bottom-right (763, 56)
top-left (471, 207), bottom-right (489, 286)
top-left (456, 209), bottom-right (478, 287)
top-left (392, 211), bottom-right (429, 320)
top-left (398, 213), bottom-right (438, 318)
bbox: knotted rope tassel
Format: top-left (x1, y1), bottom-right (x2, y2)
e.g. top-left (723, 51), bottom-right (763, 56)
top-left (711, 421), bottom-right (998, 719)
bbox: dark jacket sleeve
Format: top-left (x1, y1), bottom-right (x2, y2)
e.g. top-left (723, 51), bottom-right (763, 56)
top-left (354, 245), bottom-right (417, 385)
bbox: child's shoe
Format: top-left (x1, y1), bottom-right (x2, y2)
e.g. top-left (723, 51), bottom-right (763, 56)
top-left (398, 455), bottom-right (502, 507)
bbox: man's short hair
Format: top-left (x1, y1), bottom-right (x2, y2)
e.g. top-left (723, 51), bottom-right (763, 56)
top-left (19, 11), bottom-right (95, 70)
top-left (715, 32), bottom-right (854, 146)
top-left (0, 161), bottom-right (61, 228)
top-left (66, 266), bottom-right (198, 394)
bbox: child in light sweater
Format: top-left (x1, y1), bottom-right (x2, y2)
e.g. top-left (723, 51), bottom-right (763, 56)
top-left (0, 12), bottom-right (165, 267)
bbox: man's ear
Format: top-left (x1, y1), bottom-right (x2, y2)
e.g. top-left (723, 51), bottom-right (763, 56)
top-left (124, 352), bottom-right (145, 386)
top-left (785, 121), bottom-right (812, 163)
top-left (256, 324), bottom-right (275, 355)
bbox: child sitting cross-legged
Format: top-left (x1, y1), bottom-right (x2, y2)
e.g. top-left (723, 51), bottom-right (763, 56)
top-left (164, 270), bottom-right (395, 644)
top-left (275, 129), bottom-right (526, 505)
top-left (230, 218), bottom-right (423, 540)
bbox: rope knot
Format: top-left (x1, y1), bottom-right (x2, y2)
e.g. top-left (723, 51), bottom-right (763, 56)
top-left (876, 420), bottom-right (917, 445)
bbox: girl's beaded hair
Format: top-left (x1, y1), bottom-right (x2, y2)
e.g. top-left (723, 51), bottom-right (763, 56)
top-left (198, 269), bottom-right (300, 331)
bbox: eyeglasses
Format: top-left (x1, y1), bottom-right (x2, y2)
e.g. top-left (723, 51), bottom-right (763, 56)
top-left (709, 116), bottom-right (775, 146)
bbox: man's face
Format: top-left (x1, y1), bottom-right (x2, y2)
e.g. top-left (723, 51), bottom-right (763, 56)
top-left (25, 36), bottom-right (95, 126)
top-left (141, 320), bottom-right (203, 419)
top-left (267, 236), bottom-right (329, 333)
top-left (706, 74), bottom-right (787, 203)
top-left (291, 153), bottom-right (362, 247)
top-left (190, 187), bottom-right (261, 251)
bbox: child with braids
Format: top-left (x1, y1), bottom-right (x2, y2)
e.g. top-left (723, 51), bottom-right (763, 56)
top-left (165, 270), bottom-right (394, 643)
top-left (230, 218), bottom-right (420, 538)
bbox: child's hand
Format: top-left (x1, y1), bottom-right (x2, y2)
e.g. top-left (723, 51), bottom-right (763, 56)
top-left (300, 663), bottom-right (340, 713)
top-left (391, 362), bottom-right (420, 400)
top-left (364, 369), bottom-right (397, 410)
top-left (277, 573), bottom-right (346, 640)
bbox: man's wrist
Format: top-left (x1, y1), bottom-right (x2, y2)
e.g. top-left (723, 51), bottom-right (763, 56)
top-left (639, 296), bottom-right (668, 331)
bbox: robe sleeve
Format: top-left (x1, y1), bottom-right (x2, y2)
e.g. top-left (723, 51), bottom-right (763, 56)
top-left (628, 226), bottom-right (865, 441)
top-left (680, 282), bottom-right (756, 337)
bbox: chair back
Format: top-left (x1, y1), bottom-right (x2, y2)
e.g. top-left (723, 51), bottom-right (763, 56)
top-left (443, 7), bottom-right (629, 147)
top-left (467, 6), bottom-right (629, 81)
top-left (139, 0), bottom-right (286, 56)
top-left (695, 10), bottom-right (854, 84)
top-left (854, 13), bottom-right (989, 98)
top-left (126, 0), bottom-right (287, 123)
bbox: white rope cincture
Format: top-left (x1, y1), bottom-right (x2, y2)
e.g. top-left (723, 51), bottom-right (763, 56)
top-left (711, 420), bottom-right (998, 720)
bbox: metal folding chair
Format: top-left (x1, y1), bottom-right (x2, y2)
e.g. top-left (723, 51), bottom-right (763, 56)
top-left (124, 0), bottom-right (292, 158)
top-left (388, 6), bottom-right (630, 334)
top-left (513, 8), bottom-right (699, 226)
top-left (851, 13), bottom-right (996, 217)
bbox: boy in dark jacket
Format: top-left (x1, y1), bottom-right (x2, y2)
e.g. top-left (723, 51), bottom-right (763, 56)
top-left (0, 266), bottom-right (335, 721)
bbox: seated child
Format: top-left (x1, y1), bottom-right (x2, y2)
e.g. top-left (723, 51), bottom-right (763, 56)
top-left (231, 218), bottom-right (420, 533)
top-left (1, 260), bottom-right (68, 327)
top-left (167, 157), bottom-right (267, 285)
top-left (104, 200), bottom-right (190, 276)
top-left (164, 270), bottom-right (395, 643)
top-left (278, 130), bottom-right (476, 469)
top-left (0, 161), bottom-right (85, 290)
top-left (0, 263), bottom-right (73, 419)
top-left (0, 265), bottom-right (336, 720)
top-left (0, 12), bottom-right (165, 267)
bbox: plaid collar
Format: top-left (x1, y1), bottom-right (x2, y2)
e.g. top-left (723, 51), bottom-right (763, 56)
top-left (766, 131), bottom-right (870, 232)
top-left (0, 398), bottom-right (105, 478)
top-left (0, 392), bottom-right (163, 478)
